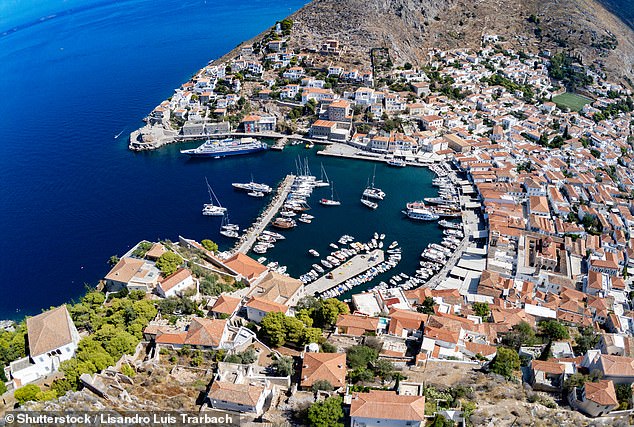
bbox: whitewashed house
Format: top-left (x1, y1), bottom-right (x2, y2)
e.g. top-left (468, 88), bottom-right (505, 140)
top-left (7, 306), bottom-right (80, 388)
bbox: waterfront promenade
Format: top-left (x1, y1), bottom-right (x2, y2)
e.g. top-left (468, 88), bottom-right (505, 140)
top-left (317, 143), bottom-right (442, 166)
top-left (232, 174), bottom-right (295, 254)
top-left (304, 249), bottom-right (384, 295)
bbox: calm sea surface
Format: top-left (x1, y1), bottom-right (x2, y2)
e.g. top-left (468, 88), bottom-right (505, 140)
top-left (11, 0), bottom-right (632, 320)
top-left (0, 0), bottom-right (306, 319)
top-left (0, 0), bottom-right (442, 320)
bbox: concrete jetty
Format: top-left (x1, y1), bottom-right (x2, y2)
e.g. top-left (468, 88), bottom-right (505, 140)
top-left (304, 249), bottom-right (385, 295)
top-left (232, 174), bottom-right (295, 255)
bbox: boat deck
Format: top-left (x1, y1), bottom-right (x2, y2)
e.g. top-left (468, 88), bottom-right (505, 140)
top-left (232, 174), bottom-right (295, 255)
top-left (304, 249), bottom-right (384, 295)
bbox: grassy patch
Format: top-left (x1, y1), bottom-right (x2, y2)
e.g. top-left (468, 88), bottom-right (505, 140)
top-left (552, 92), bottom-right (592, 112)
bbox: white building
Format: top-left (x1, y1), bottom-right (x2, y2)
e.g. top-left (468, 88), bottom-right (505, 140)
top-left (156, 268), bottom-right (195, 298)
top-left (7, 306), bottom-right (80, 388)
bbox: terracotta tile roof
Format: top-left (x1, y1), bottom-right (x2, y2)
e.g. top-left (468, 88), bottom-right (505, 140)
top-left (184, 318), bottom-right (226, 347)
top-left (336, 314), bottom-right (379, 335)
top-left (158, 268), bottom-right (192, 293)
top-left (584, 380), bottom-right (618, 406)
top-left (531, 359), bottom-right (565, 374)
top-left (145, 243), bottom-right (167, 259)
top-left (424, 326), bottom-right (460, 344)
top-left (223, 253), bottom-right (267, 281)
top-left (155, 331), bottom-right (187, 345)
top-left (464, 342), bottom-right (497, 357)
top-left (599, 354), bottom-right (634, 378)
top-left (157, 318), bottom-right (226, 348)
top-left (300, 352), bottom-right (346, 388)
top-left (387, 309), bottom-right (428, 336)
top-left (27, 305), bottom-right (76, 357)
top-left (211, 294), bottom-right (242, 315)
top-left (245, 296), bottom-right (287, 314)
top-left (208, 381), bottom-right (264, 406)
top-left (248, 271), bottom-right (302, 305)
top-left (350, 391), bottom-right (425, 421)
top-left (104, 257), bottom-right (145, 283)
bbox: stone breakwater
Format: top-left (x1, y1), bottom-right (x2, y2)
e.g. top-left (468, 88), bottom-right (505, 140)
top-left (128, 125), bottom-right (179, 151)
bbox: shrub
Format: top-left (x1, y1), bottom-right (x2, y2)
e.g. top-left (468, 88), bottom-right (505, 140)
top-left (14, 384), bottom-right (41, 405)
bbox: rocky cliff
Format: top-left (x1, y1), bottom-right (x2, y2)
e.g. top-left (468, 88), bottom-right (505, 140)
top-left (289, 0), bottom-right (634, 85)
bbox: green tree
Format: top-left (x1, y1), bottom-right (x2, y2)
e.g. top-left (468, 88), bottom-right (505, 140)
top-left (131, 241), bottom-right (153, 258)
top-left (0, 380), bottom-right (6, 395)
top-left (104, 330), bottom-right (138, 360)
top-left (574, 326), bottom-right (599, 355)
top-left (121, 363), bottom-right (136, 378)
top-left (490, 347), bottom-right (520, 379)
top-left (60, 358), bottom-right (97, 389)
top-left (501, 321), bottom-right (540, 349)
top-left (14, 384), bottom-right (41, 405)
top-left (271, 355), bottom-right (294, 376)
top-left (303, 327), bottom-right (322, 344)
top-left (431, 414), bottom-right (455, 427)
top-left (201, 239), bottom-right (218, 252)
top-left (538, 320), bottom-right (569, 342)
top-left (417, 297), bottom-right (436, 314)
top-left (35, 390), bottom-right (57, 402)
top-left (616, 384), bottom-right (632, 410)
top-left (311, 380), bottom-right (334, 392)
top-left (373, 359), bottom-right (395, 382)
top-left (296, 309), bottom-right (314, 327)
top-left (155, 251), bottom-right (183, 277)
top-left (346, 345), bottom-right (378, 370)
top-left (307, 396), bottom-right (344, 427)
top-left (348, 367), bottom-right (374, 383)
top-left (261, 312), bottom-right (288, 347)
top-left (108, 255), bottom-right (120, 266)
top-left (51, 378), bottom-right (72, 397)
top-left (321, 341), bottom-right (337, 353)
top-left (285, 316), bottom-right (306, 345)
top-left (316, 298), bottom-right (349, 328)
top-left (472, 302), bottom-right (490, 319)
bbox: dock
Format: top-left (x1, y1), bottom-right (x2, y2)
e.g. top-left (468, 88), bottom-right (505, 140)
top-left (232, 174), bottom-right (295, 255)
top-left (316, 143), bottom-right (442, 167)
top-left (304, 249), bottom-right (385, 296)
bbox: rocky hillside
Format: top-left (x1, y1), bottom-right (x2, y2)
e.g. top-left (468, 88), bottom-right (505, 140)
top-left (289, 0), bottom-right (634, 86)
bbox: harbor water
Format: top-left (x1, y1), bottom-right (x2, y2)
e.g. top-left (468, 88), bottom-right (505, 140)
top-left (0, 0), bottom-right (443, 319)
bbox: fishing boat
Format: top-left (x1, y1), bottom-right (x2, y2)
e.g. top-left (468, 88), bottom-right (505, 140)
top-left (247, 191), bottom-right (265, 198)
top-left (309, 249), bottom-right (320, 257)
top-left (298, 216), bottom-right (312, 224)
top-left (271, 217), bottom-right (296, 229)
top-left (202, 178), bottom-right (227, 216)
top-left (320, 181), bottom-right (341, 206)
top-left (180, 137), bottom-right (268, 158)
top-left (362, 165), bottom-right (386, 200)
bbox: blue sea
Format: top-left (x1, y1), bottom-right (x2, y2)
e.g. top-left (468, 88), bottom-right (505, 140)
top-left (0, 0), bottom-right (307, 319)
top-left (0, 0), bottom-right (444, 321)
